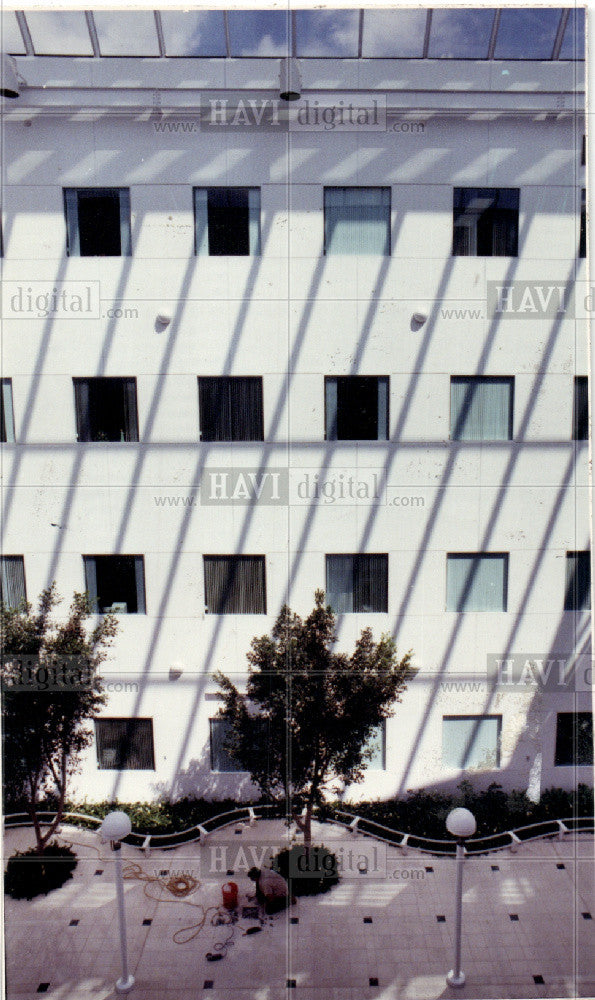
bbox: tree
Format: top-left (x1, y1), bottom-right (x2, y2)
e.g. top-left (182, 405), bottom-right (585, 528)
top-left (1, 584), bottom-right (117, 854)
top-left (216, 589), bottom-right (413, 849)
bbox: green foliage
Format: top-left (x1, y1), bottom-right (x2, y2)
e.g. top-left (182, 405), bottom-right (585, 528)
top-left (340, 782), bottom-right (594, 839)
top-left (4, 841), bottom-right (77, 899)
top-left (271, 844), bottom-right (340, 896)
top-left (1, 585), bottom-right (117, 853)
top-left (216, 590), bottom-right (412, 844)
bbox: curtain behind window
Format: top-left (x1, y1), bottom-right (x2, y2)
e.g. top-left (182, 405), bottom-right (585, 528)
top-left (325, 187), bottom-right (390, 255)
top-left (573, 377), bottom-right (589, 440)
top-left (96, 718), bottom-right (154, 769)
top-left (204, 555), bottom-right (266, 613)
top-left (0, 556), bottom-right (26, 608)
top-left (450, 377), bottom-right (512, 441)
top-left (199, 377), bottom-right (263, 441)
top-left (447, 554), bottom-right (507, 611)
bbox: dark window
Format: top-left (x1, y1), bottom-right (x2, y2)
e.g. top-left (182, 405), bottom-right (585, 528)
top-left (0, 556), bottom-right (26, 608)
top-left (209, 718), bottom-right (246, 772)
top-left (95, 718), bottom-right (155, 769)
top-left (64, 188), bottom-right (131, 256)
top-left (580, 188), bottom-right (586, 259)
top-left (453, 188), bottom-right (519, 257)
top-left (582, 135), bottom-right (586, 167)
top-left (447, 554), bottom-right (508, 611)
top-left (450, 377), bottom-right (513, 441)
top-left (83, 555), bottom-right (146, 614)
top-left (198, 376), bottom-right (264, 442)
top-left (204, 555), bottom-right (266, 614)
top-left (74, 377), bottom-right (139, 442)
top-left (555, 713), bottom-right (593, 767)
top-left (194, 187), bottom-right (260, 256)
top-left (325, 376), bottom-right (389, 441)
top-left (564, 551), bottom-right (591, 611)
top-left (324, 187), bottom-right (391, 255)
top-left (573, 377), bottom-right (588, 441)
top-left (1, 378), bottom-right (15, 442)
top-left (326, 554), bottom-right (388, 613)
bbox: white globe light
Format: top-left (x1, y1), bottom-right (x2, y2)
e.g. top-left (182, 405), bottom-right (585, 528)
top-left (446, 807), bottom-right (476, 839)
top-left (100, 810), bottom-right (132, 842)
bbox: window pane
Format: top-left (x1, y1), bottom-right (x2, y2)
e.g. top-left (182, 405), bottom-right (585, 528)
top-left (65, 188), bottom-right (130, 257)
top-left (84, 555), bottom-right (145, 614)
top-left (1, 379), bottom-right (15, 443)
top-left (366, 721), bottom-right (386, 769)
top-left (325, 376), bottom-right (388, 441)
top-left (161, 11), bottom-right (226, 57)
top-left (96, 718), bottom-right (154, 769)
top-left (198, 187), bottom-right (260, 256)
top-left (27, 11), bottom-right (93, 56)
top-left (204, 556), bottom-right (266, 614)
top-left (326, 554), bottom-right (388, 613)
top-left (296, 10), bottom-right (359, 57)
top-left (450, 377), bottom-right (513, 441)
top-left (453, 188), bottom-right (519, 257)
top-left (559, 8), bottom-right (585, 60)
top-left (74, 378), bottom-right (138, 442)
top-left (555, 713), bottom-right (593, 766)
top-left (325, 188), bottom-right (390, 255)
top-left (442, 715), bottom-right (501, 770)
top-left (0, 556), bottom-right (26, 608)
top-left (198, 377), bottom-right (263, 442)
top-left (228, 10), bottom-right (289, 57)
top-left (564, 551), bottom-right (591, 611)
top-left (494, 9), bottom-right (561, 60)
top-left (447, 554), bottom-right (507, 611)
top-left (580, 188), bottom-right (586, 259)
top-left (93, 11), bottom-right (160, 56)
top-left (428, 9), bottom-right (495, 59)
top-left (210, 718), bottom-right (245, 772)
top-left (362, 9), bottom-right (426, 58)
top-left (573, 377), bottom-right (588, 441)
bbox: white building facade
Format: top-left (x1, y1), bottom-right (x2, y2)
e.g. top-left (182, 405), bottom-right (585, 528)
top-left (0, 8), bottom-right (591, 804)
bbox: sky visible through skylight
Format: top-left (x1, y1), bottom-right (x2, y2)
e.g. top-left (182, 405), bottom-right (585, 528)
top-left (0, 8), bottom-right (585, 61)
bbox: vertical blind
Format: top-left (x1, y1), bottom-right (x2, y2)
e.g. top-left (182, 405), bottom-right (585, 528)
top-left (324, 187), bottom-right (390, 255)
top-left (198, 376), bottom-right (263, 441)
top-left (194, 187), bottom-right (261, 255)
top-left (450, 377), bottom-right (513, 441)
top-left (442, 715), bottom-right (501, 770)
top-left (564, 551), bottom-right (591, 610)
top-left (95, 717), bottom-right (155, 769)
top-left (326, 554), bottom-right (388, 613)
top-left (1, 379), bottom-right (15, 442)
top-left (204, 555), bottom-right (266, 614)
top-left (0, 556), bottom-right (26, 608)
top-left (446, 553), bottom-right (507, 611)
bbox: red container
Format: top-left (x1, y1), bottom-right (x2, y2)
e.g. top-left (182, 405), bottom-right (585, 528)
top-left (222, 881), bottom-right (238, 909)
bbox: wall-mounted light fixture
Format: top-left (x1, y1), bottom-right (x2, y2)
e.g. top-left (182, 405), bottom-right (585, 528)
top-left (279, 57), bottom-right (302, 102)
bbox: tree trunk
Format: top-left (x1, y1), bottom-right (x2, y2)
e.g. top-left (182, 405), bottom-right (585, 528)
top-left (39, 753), bottom-right (67, 853)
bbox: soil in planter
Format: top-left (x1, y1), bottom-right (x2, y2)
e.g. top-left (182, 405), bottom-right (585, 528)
top-left (5, 841), bottom-right (77, 900)
top-left (272, 844), bottom-right (340, 896)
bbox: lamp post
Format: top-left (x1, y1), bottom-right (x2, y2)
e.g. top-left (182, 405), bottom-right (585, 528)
top-left (100, 811), bottom-right (135, 994)
top-left (445, 807), bottom-right (476, 989)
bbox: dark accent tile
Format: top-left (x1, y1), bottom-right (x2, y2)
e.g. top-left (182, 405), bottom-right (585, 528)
top-left (37, 986), bottom-right (50, 994)
top-left (226, 869), bottom-right (235, 876)
top-left (369, 978), bottom-right (379, 987)
top-left (203, 981), bottom-right (214, 990)
top-left (425, 866), bottom-right (434, 873)
top-left (69, 919), bottom-right (79, 927)
top-left (94, 869), bottom-right (103, 876)
top-left (557, 863), bottom-right (566, 870)
top-left (287, 980), bottom-right (296, 988)
top-left (436, 915), bottom-right (446, 923)
top-left (159, 869), bottom-right (168, 876)
top-left (582, 912), bottom-right (592, 920)
top-left (533, 976), bottom-right (545, 985)
top-left (509, 914), bottom-right (519, 922)
top-left (363, 917), bottom-right (373, 924)
top-left (143, 919), bottom-right (152, 926)
top-left (491, 865), bottom-right (500, 871)
top-left (290, 917), bottom-right (299, 924)
top-left (234, 829), bottom-right (242, 835)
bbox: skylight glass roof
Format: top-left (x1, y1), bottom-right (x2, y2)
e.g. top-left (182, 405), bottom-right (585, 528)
top-left (3, 9), bottom-right (585, 61)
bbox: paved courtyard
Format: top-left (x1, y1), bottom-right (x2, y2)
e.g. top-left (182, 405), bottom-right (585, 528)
top-left (3, 819), bottom-right (594, 1000)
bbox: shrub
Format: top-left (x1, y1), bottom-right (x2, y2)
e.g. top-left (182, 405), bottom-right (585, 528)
top-left (271, 844), bottom-right (340, 896)
top-left (5, 842), bottom-right (77, 899)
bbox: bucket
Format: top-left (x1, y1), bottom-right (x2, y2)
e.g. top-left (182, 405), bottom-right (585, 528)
top-left (222, 881), bottom-right (238, 909)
